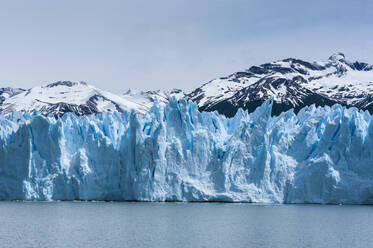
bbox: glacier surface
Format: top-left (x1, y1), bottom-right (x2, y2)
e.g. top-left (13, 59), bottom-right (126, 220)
top-left (1, 98), bottom-right (373, 203)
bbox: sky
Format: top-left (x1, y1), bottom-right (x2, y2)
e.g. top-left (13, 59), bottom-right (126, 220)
top-left (0, 0), bottom-right (372, 93)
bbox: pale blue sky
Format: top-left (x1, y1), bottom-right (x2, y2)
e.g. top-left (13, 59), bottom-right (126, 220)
top-left (0, 0), bottom-right (372, 93)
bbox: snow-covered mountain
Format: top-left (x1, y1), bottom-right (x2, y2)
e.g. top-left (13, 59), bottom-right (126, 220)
top-left (122, 88), bottom-right (185, 110)
top-left (0, 81), bottom-right (184, 117)
top-left (1, 53), bottom-right (372, 117)
top-left (188, 53), bottom-right (373, 116)
top-left (0, 87), bottom-right (25, 105)
top-left (0, 81), bottom-right (151, 116)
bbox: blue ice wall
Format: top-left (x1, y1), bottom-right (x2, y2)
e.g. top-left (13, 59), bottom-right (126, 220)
top-left (1, 99), bottom-right (373, 203)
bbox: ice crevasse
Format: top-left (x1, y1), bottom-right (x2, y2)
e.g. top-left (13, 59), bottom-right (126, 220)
top-left (1, 98), bottom-right (373, 203)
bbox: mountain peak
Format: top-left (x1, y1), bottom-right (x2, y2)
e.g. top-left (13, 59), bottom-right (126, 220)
top-left (328, 52), bottom-right (346, 62)
top-left (46, 81), bottom-right (87, 88)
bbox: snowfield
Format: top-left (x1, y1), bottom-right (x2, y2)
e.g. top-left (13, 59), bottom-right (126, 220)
top-left (1, 98), bottom-right (373, 203)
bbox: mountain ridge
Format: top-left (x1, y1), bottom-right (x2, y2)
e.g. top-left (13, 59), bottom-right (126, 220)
top-left (188, 52), bottom-right (373, 116)
top-left (1, 53), bottom-right (372, 117)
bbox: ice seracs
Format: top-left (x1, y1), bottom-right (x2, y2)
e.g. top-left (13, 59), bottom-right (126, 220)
top-left (1, 99), bottom-right (373, 203)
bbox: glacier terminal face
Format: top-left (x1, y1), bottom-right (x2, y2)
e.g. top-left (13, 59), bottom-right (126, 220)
top-left (0, 99), bottom-right (373, 203)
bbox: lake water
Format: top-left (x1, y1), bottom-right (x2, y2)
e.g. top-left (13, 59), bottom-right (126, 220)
top-left (0, 202), bottom-right (372, 248)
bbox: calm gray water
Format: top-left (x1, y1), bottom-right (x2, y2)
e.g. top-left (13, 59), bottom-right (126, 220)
top-left (0, 202), bottom-right (372, 248)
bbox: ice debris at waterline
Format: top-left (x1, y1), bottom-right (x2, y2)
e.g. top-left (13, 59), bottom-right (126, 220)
top-left (1, 98), bottom-right (373, 203)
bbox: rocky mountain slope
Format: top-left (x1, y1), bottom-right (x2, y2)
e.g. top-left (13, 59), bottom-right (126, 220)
top-left (188, 53), bottom-right (373, 116)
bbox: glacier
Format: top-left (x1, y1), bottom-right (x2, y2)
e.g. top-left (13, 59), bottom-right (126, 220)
top-left (1, 98), bottom-right (373, 204)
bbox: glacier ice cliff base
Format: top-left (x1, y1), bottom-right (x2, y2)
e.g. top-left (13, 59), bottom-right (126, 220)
top-left (1, 98), bottom-right (373, 203)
